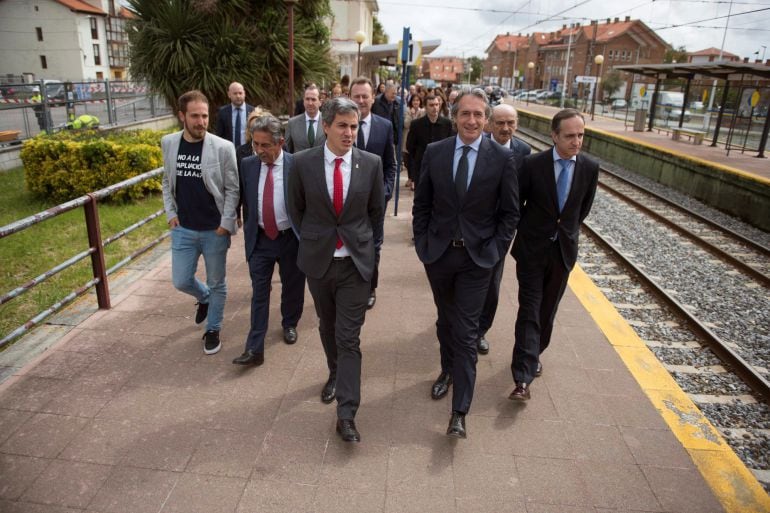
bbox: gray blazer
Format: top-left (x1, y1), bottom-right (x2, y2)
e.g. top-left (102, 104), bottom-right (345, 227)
top-left (288, 146), bottom-right (384, 282)
top-left (285, 113), bottom-right (326, 153)
top-left (161, 130), bottom-right (240, 235)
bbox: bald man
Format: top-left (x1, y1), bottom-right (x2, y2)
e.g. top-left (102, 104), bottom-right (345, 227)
top-left (215, 82), bottom-right (255, 147)
top-left (477, 103), bottom-right (531, 355)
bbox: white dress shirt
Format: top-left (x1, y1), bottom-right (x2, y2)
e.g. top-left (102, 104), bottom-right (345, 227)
top-left (324, 144), bottom-right (352, 257)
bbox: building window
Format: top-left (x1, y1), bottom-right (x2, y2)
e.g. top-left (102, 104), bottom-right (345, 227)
top-left (96, 72), bottom-right (104, 79)
top-left (93, 44), bottom-right (101, 65)
top-left (40, 55), bottom-right (47, 69)
top-left (114, 70), bottom-right (122, 79)
top-left (36, 27), bottom-right (43, 41)
top-left (90, 17), bottom-right (98, 39)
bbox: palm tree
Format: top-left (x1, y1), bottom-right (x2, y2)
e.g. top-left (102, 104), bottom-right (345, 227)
top-left (127, 0), bottom-right (335, 114)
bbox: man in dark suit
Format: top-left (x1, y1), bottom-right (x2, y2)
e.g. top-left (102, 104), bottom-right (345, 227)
top-left (285, 84), bottom-right (326, 153)
top-left (371, 82), bottom-right (400, 140)
top-left (232, 115), bottom-right (305, 367)
top-left (215, 82), bottom-right (255, 147)
top-left (349, 77), bottom-right (396, 310)
top-left (406, 95), bottom-right (454, 190)
top-left (288, 97), bottom-right (384, 443)
top-left (509, 108), bottom-right (599, 401)
top-left (477, 103), bottom-right (531, 355)
top-left (413, 89), bottom-right (519, 439)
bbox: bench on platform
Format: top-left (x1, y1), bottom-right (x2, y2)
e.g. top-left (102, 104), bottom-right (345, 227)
top-left (672, 127), bottom-right (705, 145)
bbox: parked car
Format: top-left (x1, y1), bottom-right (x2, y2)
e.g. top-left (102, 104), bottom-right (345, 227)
top-left (690, 101), bottom-right (705, 110)
top-left (610, 99), bottom-right (627, 110)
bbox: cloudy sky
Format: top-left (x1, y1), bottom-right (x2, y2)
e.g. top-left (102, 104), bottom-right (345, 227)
top-left (375, 0), bottom-right (769, 62)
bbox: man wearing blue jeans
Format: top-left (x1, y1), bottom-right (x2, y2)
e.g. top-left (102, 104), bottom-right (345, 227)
top-left (162, 90), bottom-right (240, 354)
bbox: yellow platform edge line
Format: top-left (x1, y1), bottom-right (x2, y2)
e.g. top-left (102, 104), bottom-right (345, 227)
top-left (568, 264), bottom-right (770, 513)
top-left (517, 107), bottom-right (770, 187)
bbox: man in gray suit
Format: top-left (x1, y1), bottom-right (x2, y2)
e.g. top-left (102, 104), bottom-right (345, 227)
top-left (162, 90), bottom-right (240, 355)
top-left (288, 97), bottom-right (384, 443)
top-left (285, 84), bottom-right (326, 153)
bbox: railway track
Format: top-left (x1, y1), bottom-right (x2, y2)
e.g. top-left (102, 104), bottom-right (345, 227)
top-left (515, 127), bottom-right (770, 488)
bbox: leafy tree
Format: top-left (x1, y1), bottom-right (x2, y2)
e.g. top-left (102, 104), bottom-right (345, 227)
top-left (372, 15), bottom-right (388, 44)
top-left (602, 70), bottom-right (624, 99)
top-left (468, 57), bottom-right (483, 83)
top-left (127, 0), bottom-right (335, 115)
top-left (664, 45), bottom-right (688, 64)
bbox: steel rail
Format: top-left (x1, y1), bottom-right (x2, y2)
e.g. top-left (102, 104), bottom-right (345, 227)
top-left (582, 222), bottom-right (770, 404)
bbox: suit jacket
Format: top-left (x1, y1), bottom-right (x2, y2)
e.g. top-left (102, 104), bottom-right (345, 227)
top-left (360, 113), bottom-right (397, 202)
top-left (413, 136), bottom-right (519, 268)
top-left (371, 95), bottom-right (400, 140)
top-left (215, 103), bottom-right (255, 143)
top-left (240, 152), bottom-right (297, 260)
top-left (284, 113), bottom-right (326, 153)
top-left (288, 146), bottom-right (384, 282)
top-left (485, 133), bottom-right (532, 169)
top-left (511, 148), bottom-right (599, 271)
top-left (406, 115), bottom-right (454, 175)
top-left (161, 130), bottom-right (240, 235)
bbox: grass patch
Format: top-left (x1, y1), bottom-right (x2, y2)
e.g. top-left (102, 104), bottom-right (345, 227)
top-left (0, 166), bottom-right (167, 344)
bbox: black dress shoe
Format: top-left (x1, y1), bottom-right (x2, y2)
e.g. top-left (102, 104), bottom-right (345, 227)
top-left (321, 375), bottom-right (336, 404)
top-left (195, 301), bottom-right (209, 324)
top-left (535, 361), bottom-right (543, 377)
top-left (283, 326), bottom-right (298, 345)
top-left (366, 291), bottom-right (376, 310)
top-left (430, 372), bottom-right (452, 400)
top-left (508, 382), bottom-right (531, 401)
top-left (477, 336), bottom-right (490, 355)
top-left (336, 419), bottom-right (361, 442)
top-left (446, 412), bottom-right (466, 439)
top-left (232, 350), bottom-right (264, 366)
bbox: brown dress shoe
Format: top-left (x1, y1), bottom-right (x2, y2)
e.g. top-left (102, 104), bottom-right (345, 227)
top-left (508, 382), bottom-right (531, 401)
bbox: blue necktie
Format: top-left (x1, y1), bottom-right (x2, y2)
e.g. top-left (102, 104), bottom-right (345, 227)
top-left (234, 108), bottom-right (242, 147)
top-left (556, 159), bottom-right (572, 212)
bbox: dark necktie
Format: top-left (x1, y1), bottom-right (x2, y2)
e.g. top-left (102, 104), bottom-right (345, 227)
top-left (356, 120), bottom-right (366, 149)
top-left (262, 164), bottom-right (279, 239)
top-left (455, 145), bottom-right (471, 204)
top-left (333, 158), bottom-right (344, 249)
top-left (307, 119), bottom-right (315, 146)
top-left (234, 108), bottom-right (242, 147)
top-left (556, 159), bottom-right (572, 212)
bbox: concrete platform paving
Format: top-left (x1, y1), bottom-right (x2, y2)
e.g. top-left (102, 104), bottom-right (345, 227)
top-left (0, 184), bottom-right (733, 512)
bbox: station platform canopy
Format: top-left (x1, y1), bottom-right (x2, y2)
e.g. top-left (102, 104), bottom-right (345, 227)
top-left (361, 39), bottom-right (442, 66)
top-left (612, 61), bottom-right (770, 81)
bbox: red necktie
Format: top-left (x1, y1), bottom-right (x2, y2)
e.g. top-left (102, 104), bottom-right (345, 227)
top-left (333, 158), bottom-right (344, 249)
top-left (262, 164), bottom-right (279, 240)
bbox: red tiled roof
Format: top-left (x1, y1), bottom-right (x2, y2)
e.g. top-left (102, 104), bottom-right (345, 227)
top-left (119, 6), bottom-right (136, 19)
top-left (689, 47), bottom-right (739, 58)
top-left (590, 21), bottom-right (634, 42)
top-left (54, 0), bottom-right (106, 15)
top-left (491, 34), bottom-right (529, 52)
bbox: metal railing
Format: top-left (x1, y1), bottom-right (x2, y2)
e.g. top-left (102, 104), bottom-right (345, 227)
top-left (0, 168), bottom-right (169, 348)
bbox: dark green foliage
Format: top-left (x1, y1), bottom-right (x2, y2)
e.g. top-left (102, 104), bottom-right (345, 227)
top-left (126, 0), bottom-right (335, 115)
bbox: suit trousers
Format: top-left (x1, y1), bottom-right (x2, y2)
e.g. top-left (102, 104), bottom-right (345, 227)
top-left (425, 246), bottom-right (492, 414)
top-left (307, 257), bottom-right (370, 420)
top-left (511, 241), bottom-right (570, 385)
top-left (478, 256), bottom-right (506, 337)
top-left (370, 199), bottom-right (389, 292)
top-left (245, 230), bottom-right (306, 353)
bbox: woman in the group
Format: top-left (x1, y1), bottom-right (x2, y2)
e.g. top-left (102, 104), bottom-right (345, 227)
top-left (403, 94), bottom-right (424, 190)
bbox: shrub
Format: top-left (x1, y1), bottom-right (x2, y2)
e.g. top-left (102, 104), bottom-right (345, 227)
top-left (20, 129), bottom-right (170, 203)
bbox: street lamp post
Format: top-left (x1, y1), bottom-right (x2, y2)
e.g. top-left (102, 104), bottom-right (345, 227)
top-left (285, 0), bottom-right (297, 115)
top-left (492, 65), bottom-right (498, 86)
top-left (526, 61), bottom-right (534, 105)
top-left (354, 30), bottom-right (366, 77)
top-left (590, 54), bottom-right (604, 121)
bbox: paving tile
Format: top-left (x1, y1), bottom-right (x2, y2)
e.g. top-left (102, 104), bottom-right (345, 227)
top-left (78, 354), bottom-right (143, 388)
top-left (641, 466), bottom-right (726, 513)
top-left (159, 473), bottom-right (246, 513)
top-left (0, 500), bottom-right (82, 513)
top-left (387, 409), bottom-right (451, 448)
top-left (384, 485), bottom-right (456, 513)
top-left (351, 405), bottom-right (393, 446)
top-left (456, 496), bottom-right (527, 513)
top-left (199, 395), bottom-right (282, 433)
top-left (271, 400), bottom-right (337, 440)
top-left (577, 461), bottom-right (662, 511)
top-left (551, 389), bottom-right (615, 425)
top-left (58, 418), bottom-right (136, 465)
top-left (88, 466), bottom-right (179, 513)
top-left (186, 429), bottom-right (264, 478)
top-left (600, 393), bottom-right (670, 429)
top-left (392, 377), bottom-right (451, 416)
top-left (321, 441), bottom-right (389, 493)
top-left (236, 479), bottom-right (316, 513)
top-left (314, 489), bottom-right (385, 513)
top-left (360, 376), bottom-right (396, 410)
top-left (587, 367), bottom-right (646, 396)
top-left (515, 456), bottom-right (591, 507)
top-left (39, 379), bottom-right (119, 418)
top-left (57, 328), bottom-right (119, 355)
top-left (0, 376), bottom-right (64, 412)
top-left (119, 424), bottom-right (202, 471)
top-left (540, 365), bottom-right (597, 396)
top-left (452, 449), bottom-right (523, 500)
top-left (394, 352), bottom-right (438, 380)
top-left (21, 459), bottom-right (110, 508)
top-left (620, 426), bottom-right (695, 468)
top-left (0, 454), bottom-right (51, 500)
top-left (251, 433), bottom-right (328, 485)
top-left (525, 504), bottom-right (596, 513)
top-left (480, 418), bottom-right (574, 459)
top-left (565, 422), bottom-right (636, 464)
top-left (95, 385), bottom-right (176, 422)
top-left (386, 444), bottom-right (453, 491)
top-left (0, 408), bottom-right (33, 445)
top-left (0, 413), bottom-right (88, 458)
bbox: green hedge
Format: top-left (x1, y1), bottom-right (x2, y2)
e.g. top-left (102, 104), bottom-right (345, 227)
top-left (20, 129), bottom-right (170, 203)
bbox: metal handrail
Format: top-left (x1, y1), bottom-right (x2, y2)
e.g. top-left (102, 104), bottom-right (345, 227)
top-left (0, 167), bottom-right (168, 348)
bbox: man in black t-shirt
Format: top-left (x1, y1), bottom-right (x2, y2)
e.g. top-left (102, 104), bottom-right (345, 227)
top-left (161, 90), bottom-right (240, 355)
